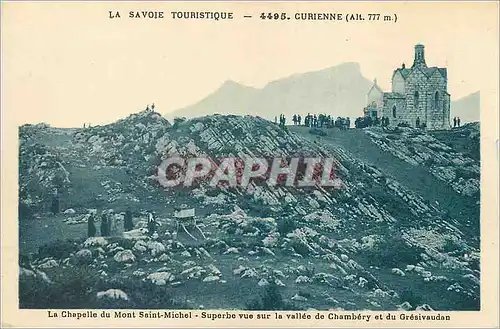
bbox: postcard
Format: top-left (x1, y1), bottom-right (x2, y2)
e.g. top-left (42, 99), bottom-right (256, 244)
top-left (1, 1), bottom-right (499, 327)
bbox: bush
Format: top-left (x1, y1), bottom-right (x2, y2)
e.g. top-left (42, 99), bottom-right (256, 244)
top-left (362, 233), bottom-right (424, 268)
top-left (37, 239), bottom-right (81, 260)
top-left (20, 265), bottom-right (101, 308)
top-left (277, 217), bottom-right (296, 235)
top-left (19, 265), bottom-right (190, 309)
top-left (290, 240), bottom-right (310, 257)
top-left (399, 288), bottom-right (422, 308)
top-left (246, 283), bottom-right (296, 310)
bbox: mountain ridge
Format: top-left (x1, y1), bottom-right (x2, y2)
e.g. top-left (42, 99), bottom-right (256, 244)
top-left (168, 63), bottom-right (480, 124)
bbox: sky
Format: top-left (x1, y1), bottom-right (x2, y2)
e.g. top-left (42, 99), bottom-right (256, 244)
top-left (2, 1), bottom-right (498, 127)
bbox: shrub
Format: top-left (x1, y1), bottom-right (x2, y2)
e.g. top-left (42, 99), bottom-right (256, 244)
top-left (246, 283), bottom-right (296, 310)
top-left (19, 265), bottom-right (190, 309)
top-left (290, 240), bottom-right (310, 257)
top-left (362, 233), bottom-right (424, 268)
top-left (19, 265), bottom-right (101, 308)
top-left (399, 288), bottom-right (421, 308)
top-left (172, 117), bottom-right (186, 129)
top-left (277, 217), bottom-right (296, 235)
top-left (37, 239), bottom-right (80, 260)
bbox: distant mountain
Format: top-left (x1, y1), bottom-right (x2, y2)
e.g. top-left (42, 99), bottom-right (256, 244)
top-left (168, 62), bottom-right (373, 121)
top-left (451, 91), bottom-right (480, 123)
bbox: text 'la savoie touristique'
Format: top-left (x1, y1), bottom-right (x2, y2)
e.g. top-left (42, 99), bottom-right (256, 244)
top-left (108, 10), bottom-right (398, 23)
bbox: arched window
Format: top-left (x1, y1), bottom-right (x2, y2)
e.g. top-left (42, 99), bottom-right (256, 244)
top-left (414, 91), bottom-right (419, 109)
top-left (434, 91), bottom-right (439, 109)
top-left (392, 105), bottom-right (397, 118)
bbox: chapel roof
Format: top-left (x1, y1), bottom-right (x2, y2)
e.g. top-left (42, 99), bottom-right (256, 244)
top-left (393, 66), bottom-right (447, 80)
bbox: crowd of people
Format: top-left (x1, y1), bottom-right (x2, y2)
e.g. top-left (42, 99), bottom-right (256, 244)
top-left (273, 112), bottom-right (465, 130)
top-left (275, 113), bottom-right (351, 130)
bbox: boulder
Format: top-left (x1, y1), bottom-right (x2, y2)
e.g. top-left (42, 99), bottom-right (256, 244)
top-left (147, 241), bottom-right (166, 256)
top-left (148, 272), bottom-right (175, 285)
top-left (84, 237), bottom-right (108, 248)
top-left (291, 294), bottom-right (308, 301)
top-left (113, 250), bottom-right (136, 263)
top-left (96, 289), bottom-right (129, 301)
top-left (38, 259), bottom-right (59, 269)
top-left (75, 249), bottom-right (93, 264)
top-left (397, 301), bottom-right (413, 311)
top-left (202, 275), bottom-right (220, 282)
top-left (258, 278), bottom-right (269, 286)
top-left (295, 275), bottom-right (312, 284)
top-left (133, 240), bottom-right (147, 252)
top-left (391, 268), bottom-right (406, 277)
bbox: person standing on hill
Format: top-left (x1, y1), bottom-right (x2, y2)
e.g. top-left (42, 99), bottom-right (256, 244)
top-left (124, 209), bottom-right (134, 231)
top-left (87, 212), bottom-right (96, 237)
top-left (50, 188), bottom-right (60, 215)
top-left (108, 210), bottom-right (115, 236)
top-left (147, 212), bottom-right (157, 235)
top-left (100, 212), bottom-right (109, 236)
top-left (297, 114), bottom-right (302, 126)
top-left (457, 117), bottom-right (461, 127)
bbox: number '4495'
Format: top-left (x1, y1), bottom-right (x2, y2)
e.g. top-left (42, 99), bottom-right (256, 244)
top-left (260, 13), bottom-right (288, 20)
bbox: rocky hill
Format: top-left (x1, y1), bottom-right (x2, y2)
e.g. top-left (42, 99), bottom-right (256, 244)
top-left (19, 111), bottom-right (480, 311)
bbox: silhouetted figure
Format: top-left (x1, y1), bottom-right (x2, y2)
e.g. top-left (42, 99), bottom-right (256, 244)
top-left (297, 115), bottom-right (302, 126)
top-left (87, 213), bottom-right (96, 237)
top-left (151, 103), bottom-right (155, 110)
top-left (100, 212), bottom-right (109, 236)
top-left (274, 116), bottom-right (277, 124)
top-left (416, 117), bottom-right (421, 128)
top-left (453, 117), bottom-right (457, 128)
top-left (50, 189), bottom-right (60, 215)
top-left (124, 210), bottom-right (133, 231)
top-left (146, 104), bottom-right (150, 111)
top-left (457, 117), bottom-right (461, 127)
top-left (83, 123), bottom-right (86, 129)
top-left (293, 114), bottom-right (297, 125)
top-left (108, 210), bottom-right (115, 236)
top-left (313, 115), bottom-right (317, 128)
top-left (147, 212), bottom-right (157, 235)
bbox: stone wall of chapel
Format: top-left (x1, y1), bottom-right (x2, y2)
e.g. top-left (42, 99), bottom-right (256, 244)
top-left (426, 72), bottom-right (449, 130)
top-left (382, 96), bottom-right (406, 126)
top-left (404, 69), bottom-right (429, 127)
